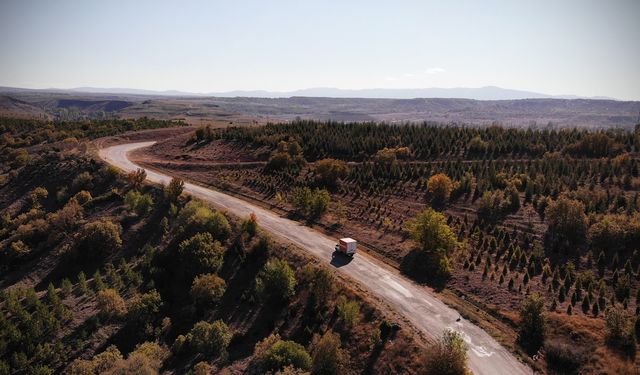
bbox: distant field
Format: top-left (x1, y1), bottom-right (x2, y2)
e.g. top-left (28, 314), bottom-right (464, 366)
top-left (1, 89), bottom-right (640, 128)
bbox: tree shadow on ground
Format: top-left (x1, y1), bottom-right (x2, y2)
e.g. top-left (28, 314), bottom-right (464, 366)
top-left (226, 299), bottom-right (287, 362)
top-left (400, 249), bottom-right (449, 291)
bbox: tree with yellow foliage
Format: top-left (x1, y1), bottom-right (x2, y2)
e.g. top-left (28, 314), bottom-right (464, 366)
top-left (427, 173), bottom-right (453, 205)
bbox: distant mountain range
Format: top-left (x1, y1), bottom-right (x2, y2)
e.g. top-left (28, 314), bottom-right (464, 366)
top-left (0, 85), bottom-right (617, 101)
top-left (208, 87), bottom-right (616, 101)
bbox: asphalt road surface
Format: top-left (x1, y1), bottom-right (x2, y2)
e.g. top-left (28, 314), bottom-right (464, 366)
top-left (99, 141), bottom-right (531, 375)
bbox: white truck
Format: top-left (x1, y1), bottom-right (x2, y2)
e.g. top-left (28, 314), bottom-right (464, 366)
top-left (335, 238), bottom-right (357, 257)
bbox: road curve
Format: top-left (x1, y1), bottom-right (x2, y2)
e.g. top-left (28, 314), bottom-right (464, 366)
top-left (99, 141), bottom-right (531, 375)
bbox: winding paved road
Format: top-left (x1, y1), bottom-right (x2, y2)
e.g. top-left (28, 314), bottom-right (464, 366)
top-left (99, 141), bottom-right (531, 375)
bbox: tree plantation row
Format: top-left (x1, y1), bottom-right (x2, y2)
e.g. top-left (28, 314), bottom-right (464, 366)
top-left (174, 120), bottom-right (640, 373)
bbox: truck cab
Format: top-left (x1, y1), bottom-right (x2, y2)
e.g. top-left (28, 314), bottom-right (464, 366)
top-left (335, 237), bottom-right (357, 257)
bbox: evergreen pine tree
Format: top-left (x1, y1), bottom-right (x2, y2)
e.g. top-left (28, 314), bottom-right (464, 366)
top-left (592, 301), bottom-right (600, 316)
top-left (78, 271), bottom-right (89, 295)
top-left (582, 295), bottom-right (590, 314)
top-left (93, 270), bottom-right (105, 292)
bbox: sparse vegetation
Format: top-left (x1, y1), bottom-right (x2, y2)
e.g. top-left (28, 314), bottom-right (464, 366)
top-left (420, 330), bottom-right (468, 375)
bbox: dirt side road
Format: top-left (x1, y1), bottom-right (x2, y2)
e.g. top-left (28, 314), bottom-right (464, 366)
top-left (99, 141), bottom-right (532, 375)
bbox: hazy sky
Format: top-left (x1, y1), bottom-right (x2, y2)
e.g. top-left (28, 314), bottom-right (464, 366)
top-left (1, 0), bottom-right (639, 99)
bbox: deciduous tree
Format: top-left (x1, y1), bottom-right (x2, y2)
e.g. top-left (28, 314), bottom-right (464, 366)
top-left (545, 197), bottom-right (588, 247)
top-left (191, 273), bottom-right (226, 307)
top-left (518, 293), bottom-right (546, 352)
top-left (255, 259), bottom-right (297, 301)
top-left (427, 173), bottom-right (453, 204)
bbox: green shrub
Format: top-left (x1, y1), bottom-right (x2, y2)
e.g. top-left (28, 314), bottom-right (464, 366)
top-left (336, 296), bottom-right (359, 328)
top-left (77, 271), bottom-right (89, 295)
top-left (291, 187), bottom-right (330, 218)
top-left (178, 200), bottom-right (230, 240)
top-left (257, 335), bottom-right (312, 372)
top-left (127, 290), bottom-right (163, 327)
top-left (265, 140), bottom-right (305, 173)
top-left (545, 197), bottom-right (588, 246)
top-left (102, 165), bottom-right (121, 180)
top-left (164, 178), bottom-right (184, 202)
top-left (124, 190), bottom-right (154, 216)
top-left (518, 293), bottom-right (546, 352)
top-left (256, 259), bottom-right (297, 301)
top-left (187, 320), bottom-right (231, 356)
top-left (60, 278), bottom-right (73, 296)
top-left (421, 329), bottom-right (468, 375)
top-left (172, 335), bottom-right (188, 355)
top-left (126, 169), bottom-right (146, 190)
top-left (93, 270), bottom-right (106, 291)
top-left (266, 151), bottom-right (294, 172)
top-left (310, 189), bottom-right (330, 218)
top-left (403, 208), bottom-right (458, 283)
top-left (68, 341), bottom-right (168, 375)
top-left (240, 213), bottom-right (259, 238)
top-left (407, 208), bottom-right (458, 253)
top-left (190, 273), bottom-right (226, 307)
top-left (311, 331), bottom-right (347, 375)
top-left (76, 220), bottom-right (122, 257)
top-left (178, 232), bottom-right (225, 277)
top-left (308, 267), bottom-right (334, 305)
top-left (467, 136), bottom-right (488, 154)
top-left (605, 306), bottom-right (636, 351)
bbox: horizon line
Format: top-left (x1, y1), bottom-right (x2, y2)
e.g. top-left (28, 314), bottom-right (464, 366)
top-left (0, 84), bottom-right (628, 101)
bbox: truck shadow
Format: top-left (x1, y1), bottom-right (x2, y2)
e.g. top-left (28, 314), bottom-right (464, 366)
top-left (330, 251), bottom-right (353, 268)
